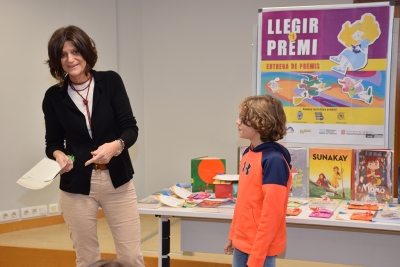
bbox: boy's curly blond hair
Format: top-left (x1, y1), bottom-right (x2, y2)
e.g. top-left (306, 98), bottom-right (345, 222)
top-left (239, 95), bottom-right (286, 142)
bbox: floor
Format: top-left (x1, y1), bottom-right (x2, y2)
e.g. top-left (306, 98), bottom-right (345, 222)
top-left (0, 214), bottom-right (364, 267)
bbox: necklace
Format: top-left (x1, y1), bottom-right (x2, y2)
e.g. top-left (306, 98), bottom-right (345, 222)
top-left (69, 73), bottom-right (93, 132)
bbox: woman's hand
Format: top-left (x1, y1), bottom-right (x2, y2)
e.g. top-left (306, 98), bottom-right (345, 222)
top-left (85, 141), bottom-right (120, 166)
top-left (53, 150), bottom-right (73, 174)
top-left (224, 240), bottom-right (234, 255)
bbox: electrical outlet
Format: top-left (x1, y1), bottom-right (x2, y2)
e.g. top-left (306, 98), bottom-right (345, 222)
top-left (49, 203), bottom-right (59, 214)
top-left (20, 205), bottom-right (48, 219)
top-left (0, 209), bottom-right (20, 222)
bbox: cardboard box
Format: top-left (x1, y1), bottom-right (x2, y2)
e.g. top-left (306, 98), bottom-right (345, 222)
top-left (214, 182), bottom-right (233, 198)
top-left (191, 157), bottom-right (226, 192)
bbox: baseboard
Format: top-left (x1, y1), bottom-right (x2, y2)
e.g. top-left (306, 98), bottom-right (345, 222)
top-left (0, 210), bottom-right (105, 234)
top-left (0, 246), bottom-right (230, 267)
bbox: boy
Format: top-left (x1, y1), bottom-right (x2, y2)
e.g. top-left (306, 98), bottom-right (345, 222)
top-left (224, 95), bottom-right (292, 267)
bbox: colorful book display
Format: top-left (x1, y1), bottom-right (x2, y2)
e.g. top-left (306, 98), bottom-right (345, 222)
top-left (287, 147), bottom-right (308, 198)
top-left (191, 157), bottom-right (226, 192)
top-left (309, 148), bottom-right (353, 200)
top-left (353, 149), bottom-right (393, 203)
top-left (193, 199), bottom-right (233, 213)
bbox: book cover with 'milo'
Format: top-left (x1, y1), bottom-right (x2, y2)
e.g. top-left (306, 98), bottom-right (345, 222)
top-left (309, 148), bottom-right (352, 200)
top-left (353, 149), bottom-right (393, 203)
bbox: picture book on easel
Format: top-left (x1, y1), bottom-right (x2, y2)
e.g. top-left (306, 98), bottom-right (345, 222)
top-left (353, 149), bottom-right (393, 203)
top-left (309, 148), bottom-right (352, 200)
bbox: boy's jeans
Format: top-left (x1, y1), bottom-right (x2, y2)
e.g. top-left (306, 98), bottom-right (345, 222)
top-left (232, 248), bottom-right (276, 267)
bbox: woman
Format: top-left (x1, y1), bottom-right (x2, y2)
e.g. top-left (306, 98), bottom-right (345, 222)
top-left (43, 25), bottom-right (144, 267)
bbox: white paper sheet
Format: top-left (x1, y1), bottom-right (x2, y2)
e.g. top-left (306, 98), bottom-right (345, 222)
top-left (17, 158), bottom-right (62, 190)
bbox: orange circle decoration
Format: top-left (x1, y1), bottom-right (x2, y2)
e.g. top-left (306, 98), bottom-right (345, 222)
top-left (198, 160), bottom-right (225, 184)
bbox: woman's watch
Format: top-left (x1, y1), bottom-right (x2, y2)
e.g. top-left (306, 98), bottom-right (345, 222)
top-left (115, 139), bottom-right (125, 156)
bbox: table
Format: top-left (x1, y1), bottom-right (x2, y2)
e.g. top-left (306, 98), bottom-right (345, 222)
top-left (139, 201), bottom-right (400, 267)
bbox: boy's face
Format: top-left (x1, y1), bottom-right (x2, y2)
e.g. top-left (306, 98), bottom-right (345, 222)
top-left (236, 118), bottom-right (259, 140)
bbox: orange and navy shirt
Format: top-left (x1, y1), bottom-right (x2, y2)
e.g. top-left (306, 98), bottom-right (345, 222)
top-left (229, 141), bottom-right (292, 267)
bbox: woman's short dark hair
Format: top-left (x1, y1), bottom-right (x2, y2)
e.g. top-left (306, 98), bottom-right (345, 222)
top-left (46, 25), bottom-right (98, 86)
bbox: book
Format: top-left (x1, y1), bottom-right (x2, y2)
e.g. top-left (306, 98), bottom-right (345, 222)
top-left (238, 146), bottom-right (249, 162)
top-left (191, 157), bottom-right (226, 193)
top-left (398, 164), bottom-right (400, 204)
top-left (170, 184), bottom-right (193, 199)
top-left (288, 198), bottom-right (312, 208)
top-left (217, 201), bottom-right (236, 213)
top-left (16, 158), bottom-right (64, 190)
top-left (213, 174), bottom-right (239, 181)
top-left (156, 194), bottom-right (185, 208)
top-left (346, 203), bottom-right (379, 211)
top-left (150, 187), bottom-right (175, 196)
top-left (336, 211), bottom-right (374, 221)
top-left (309, 198), bottom-right (340, 211)
top-left (137, 196), bottom-right (161, 209)
top-left (213, 180), bottom-right (233, 198)
top-left (192, 199), bottom-right (233, 212)
top-left (287, 147), bottom-right (308, 198)
top-left (150, 183), bottom-right (191, 197)
top-left (309, 148), bottom-right (353, 200)
top-left (353, 149), bottom-right (393, 203)
top-left (309, 208), bottom-right (334, 218)
top-left (372, 210), bottom-right (400, 224)
top-left (186, 192), bottom-right (211, 199)
top-left (286, 207), bottom-right (302, 216)
top-left (238, 146), bottom-right (249, 173)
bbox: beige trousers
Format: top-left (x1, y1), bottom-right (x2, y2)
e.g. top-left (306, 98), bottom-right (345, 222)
top-left (60, 170), bottom-right (144, 267)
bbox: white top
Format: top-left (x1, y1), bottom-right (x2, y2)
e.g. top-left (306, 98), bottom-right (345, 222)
top-left (68, 78), bottom-right (95, 138)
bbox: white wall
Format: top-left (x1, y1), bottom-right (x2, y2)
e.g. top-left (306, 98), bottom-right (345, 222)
top-left (0, 0), bottom-right (356, 215)
top-left (0, 0), bottom-right (119, 211)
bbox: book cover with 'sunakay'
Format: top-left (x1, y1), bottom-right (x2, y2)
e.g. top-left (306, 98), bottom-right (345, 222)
top-left (309, 148), bottom-right (352, 200)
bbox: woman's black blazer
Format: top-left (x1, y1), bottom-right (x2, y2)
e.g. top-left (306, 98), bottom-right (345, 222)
top-left (42, 70), bottom-right (138, 195)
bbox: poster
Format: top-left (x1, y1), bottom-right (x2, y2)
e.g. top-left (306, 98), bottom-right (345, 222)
top-left (257, 3), bottom-right (393, 146)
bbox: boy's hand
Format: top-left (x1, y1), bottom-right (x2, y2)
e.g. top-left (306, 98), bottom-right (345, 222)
top-left (224, 240), bottom-right (234, 255)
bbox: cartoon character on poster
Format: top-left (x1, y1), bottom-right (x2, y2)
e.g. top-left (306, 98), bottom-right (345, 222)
top-left (292, 74), bottom-right (330, 106)
top-left (266, 77), bottom-right (283, 93)
top-left (330, 13), bottom-right (381, 75)
top-left (338, 77), bottom-right (373, 104)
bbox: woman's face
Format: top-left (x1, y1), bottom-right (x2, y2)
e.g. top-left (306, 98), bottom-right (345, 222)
top-left (61, 41), bottom-right (88, 83)
top-left (352, 30), bottom-right (364, 41)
